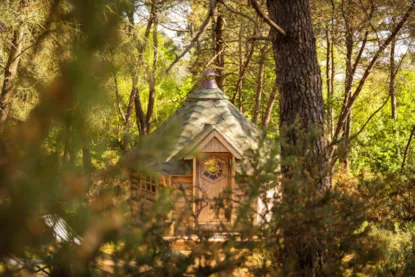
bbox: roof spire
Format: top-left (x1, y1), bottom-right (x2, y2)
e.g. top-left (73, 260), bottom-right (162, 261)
top-left (201, 69), bottom-right (218, 89)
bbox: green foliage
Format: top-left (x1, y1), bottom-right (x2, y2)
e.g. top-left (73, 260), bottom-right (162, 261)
top-left (0, 0), bottom-right (415, 276)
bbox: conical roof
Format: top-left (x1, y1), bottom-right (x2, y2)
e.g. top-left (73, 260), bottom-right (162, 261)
top-left (149, 72), bottom-right (262, 176)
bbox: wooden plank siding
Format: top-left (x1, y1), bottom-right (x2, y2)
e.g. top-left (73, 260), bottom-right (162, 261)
top-left (202, 137), bottom-right (229, 152)
top-left (171, 174), bottom-right (194, 234)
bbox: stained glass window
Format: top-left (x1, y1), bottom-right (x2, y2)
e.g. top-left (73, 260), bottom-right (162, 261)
top-left (202, 156), bottom-right (224, 181)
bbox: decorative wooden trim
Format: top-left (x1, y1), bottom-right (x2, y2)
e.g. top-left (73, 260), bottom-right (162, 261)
top-left (184, 129), bottom-right (243, 160)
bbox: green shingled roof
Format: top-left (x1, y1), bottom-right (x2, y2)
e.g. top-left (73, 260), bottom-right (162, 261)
top-left (148, 86), bottom-right (262, 176)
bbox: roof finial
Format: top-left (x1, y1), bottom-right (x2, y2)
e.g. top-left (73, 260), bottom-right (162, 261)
top-left (201, 69), bottom-right (218, 89)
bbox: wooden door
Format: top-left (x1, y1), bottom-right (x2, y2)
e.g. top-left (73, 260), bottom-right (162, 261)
top-left (197, 154), bottom-right (230, 224)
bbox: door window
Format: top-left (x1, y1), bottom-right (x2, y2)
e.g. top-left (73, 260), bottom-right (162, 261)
top-left (201, 156), bottom-right (225, 182)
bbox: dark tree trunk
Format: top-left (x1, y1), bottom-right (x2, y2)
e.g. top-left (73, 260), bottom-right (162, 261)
top-left (253, 45), bottom-right (267, 124)
top-left (63, 113), bottom-right (75, 167)
top-left (214, 14), bottom-right (225, 91)
top-left (267, 0), bottom-right (331, 275)
top-left (267, 0), bottom-right (330, 186)
top-left (82, 137), bottom-right (92, 175)
top-left (0, 27), bottom-right (25, 130)
top-left (145, 11), bottom-right (159, 135)
top-left (134, 88), bottom-right (146, 135)
top-left (124, 85), bottom-right (137, 151)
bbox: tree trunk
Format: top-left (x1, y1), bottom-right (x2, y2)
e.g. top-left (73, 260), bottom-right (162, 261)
top-left (262, 78), bottom-right (278, 128)
top-left (253, 45), bottom-right (267, 124)
top-left (124, 85), bottom-right (137, 151)
top-left (214, 14), bottom-right (225, 91)
top-left (342, 29), bottom-right (353, 172)
top-left (402, 126), bottom-right (415, 170)
top-left (390, 39), bottom-right (400, 157)
top-left (231, 22), bottom-right (255, 109)
top-left (63, 113), bottom-right (75, 167)
top-left (145, 11), bottom-right (159, 136)
top-left (329, 0), bottom-right (335, 140)
top-left (0, 27), bottom-right (25, 130)
top-left (390, 39), bottom-right (397, 124)
top-left (129, 2), bottom-right (155, 137)
top-left (134, 88), bottom-right (146, 135)
top-left (325, 22), bottom-right (334, 140)
top-left (231, 43), bottom-right (255, 109)
top-left (267, 0), bottom-right (331, 275)
top-left (82, 137), bottom-right (92, 175)
top-left (267, 0), bottom-right (330, 186)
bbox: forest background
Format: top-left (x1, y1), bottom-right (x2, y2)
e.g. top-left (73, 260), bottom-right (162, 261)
top-left (1, 0), bottom-right (415, 276)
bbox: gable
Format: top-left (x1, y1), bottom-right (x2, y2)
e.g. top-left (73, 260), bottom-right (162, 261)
top-left (202, 137), bottom-right (228, 153)
top-left (183, 128), bottom-right (243, 160)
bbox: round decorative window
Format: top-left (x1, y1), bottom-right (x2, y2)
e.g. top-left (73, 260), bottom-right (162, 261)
top-left (201, 156), bottom-right (225, 182)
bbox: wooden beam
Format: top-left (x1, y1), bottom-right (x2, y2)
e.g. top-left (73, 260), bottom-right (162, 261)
top-left (231, 155), bottom-right (236, 224)
top-left (192, 157), bottom-right (197, 227)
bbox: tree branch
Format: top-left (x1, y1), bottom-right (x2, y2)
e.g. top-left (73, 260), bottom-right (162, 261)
top-left (333, 2), bottom-right (415, 143)
top-left (166, 0), bottom-right (217, 73)
top-left (249, 0), bottom-right (286, 36)
top-left (402, 125), bottom-right (415, 170)
top-left (113, 73), bottom-right (127, 124)
top-left (349, 95), bottom-right (390, 142)
top-left (248, 36), bottom-right (272, 41)
top-left (350, 31), bottom-right (369, 79)
top-left (219, 0), bottom-right (258, 26)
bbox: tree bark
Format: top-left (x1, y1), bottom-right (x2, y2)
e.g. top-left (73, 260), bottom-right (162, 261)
top-left (267, 0), bottom-right (331, 275)
top-left (267, 0), bottom-right (330, 187)
top-left (0, 27), bottom-right (25, 130)
top-left (252, 45), bottom-right (267, 124)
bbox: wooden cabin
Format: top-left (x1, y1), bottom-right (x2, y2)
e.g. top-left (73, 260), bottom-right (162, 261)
top-left (130, 70), bottom-right (263, 235)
